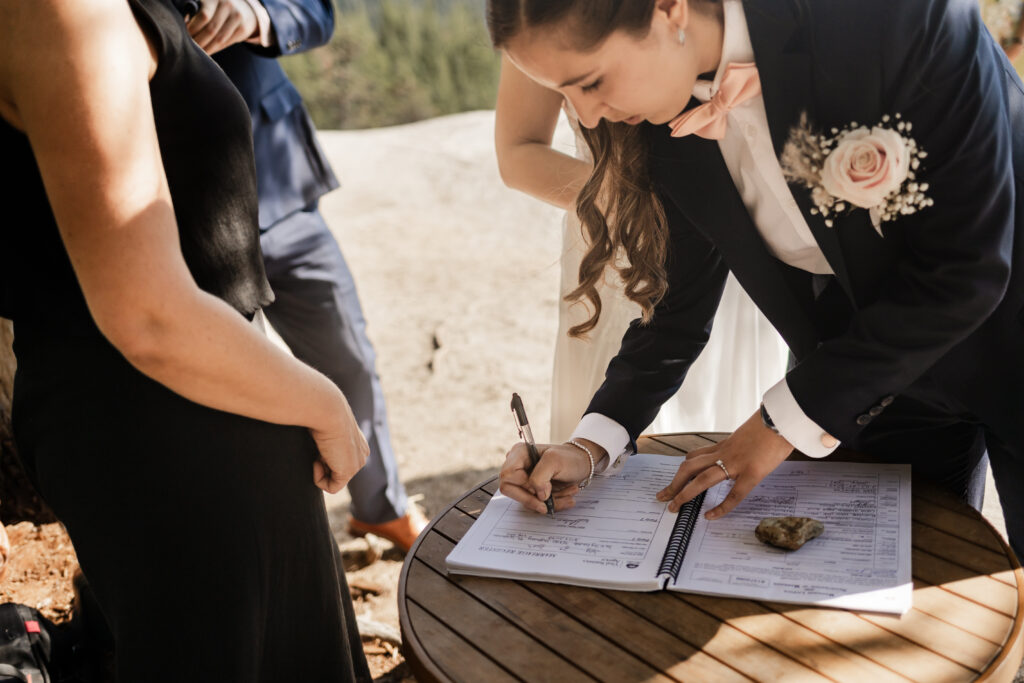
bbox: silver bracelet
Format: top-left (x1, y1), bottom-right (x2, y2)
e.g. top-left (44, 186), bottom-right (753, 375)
top-left (566, 439), bottom-right (595, 490)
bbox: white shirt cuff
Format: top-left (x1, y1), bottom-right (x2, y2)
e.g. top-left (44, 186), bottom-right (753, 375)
top-left (571, 413), bottom-right (632, 476)
top-left (763, 378), bottom-right (840, 458)
top-left (242, 0), bottom-right (274, 47)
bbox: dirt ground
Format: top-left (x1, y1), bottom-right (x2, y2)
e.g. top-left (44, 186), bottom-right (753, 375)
top-left (316, 110), bottom-right (573, 681)
top-left (0, 111), bottom-right (1012, 680)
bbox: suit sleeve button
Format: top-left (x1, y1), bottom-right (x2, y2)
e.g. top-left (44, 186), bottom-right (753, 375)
top-left (869, 406), bottom-right (884, 416)
top-left (880, 395), bottom-right (895, 407)
top-left (856, 414), bottom-right (872, 425)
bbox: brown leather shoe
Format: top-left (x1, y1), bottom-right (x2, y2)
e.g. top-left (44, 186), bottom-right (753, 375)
top-left (348, 506), bottom-right (429, 554)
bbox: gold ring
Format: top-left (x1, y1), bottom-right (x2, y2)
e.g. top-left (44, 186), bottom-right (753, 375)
top-left (714, 459), bottom-right (731, 481)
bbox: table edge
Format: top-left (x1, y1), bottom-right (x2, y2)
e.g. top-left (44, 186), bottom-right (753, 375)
top-left (398, 436), bottom-right (1024, 682)
top-left (978, 527), bottom-right (1024, 681)
top-left (399, 473), bottom-right (500, 683)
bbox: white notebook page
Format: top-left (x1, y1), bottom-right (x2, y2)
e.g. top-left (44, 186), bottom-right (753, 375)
top-left (447, 455), bottom-right (913, 613)
top-left (674, 461), bottom-right (912, 613)
top-left (446, 453), bottom-right (682, 590)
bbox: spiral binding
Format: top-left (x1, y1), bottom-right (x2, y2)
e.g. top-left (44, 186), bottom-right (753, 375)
top-left (657, 491), bottom-right (707, 580)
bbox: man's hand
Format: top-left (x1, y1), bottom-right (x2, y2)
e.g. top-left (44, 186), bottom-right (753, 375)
top-left (187, 0), bottom-right (259, 55)
top-left (656, 410), bottom-right (794, 519)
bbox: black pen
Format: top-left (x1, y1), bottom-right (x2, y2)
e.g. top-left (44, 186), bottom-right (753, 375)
top-left (510, 393), bottom-right (555, 518)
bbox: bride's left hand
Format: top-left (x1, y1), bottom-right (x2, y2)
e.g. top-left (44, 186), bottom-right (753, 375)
top-left (656, 410), bottom-right (794, 519)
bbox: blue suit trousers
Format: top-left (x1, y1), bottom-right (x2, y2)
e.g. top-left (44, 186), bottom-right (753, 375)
top-left (260, 204), bottom-right (407, 524)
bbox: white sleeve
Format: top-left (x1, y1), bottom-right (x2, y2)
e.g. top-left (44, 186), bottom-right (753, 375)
top-left (242, 0), bottom-right (274, 47)
top-left (762, 378), bottom-right (839, 458)
top-left (570, 413), bottom-right (632, 476)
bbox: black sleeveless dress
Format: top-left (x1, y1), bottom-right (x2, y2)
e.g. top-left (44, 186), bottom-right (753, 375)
top-left (0, 1), bottom-right (369, 680)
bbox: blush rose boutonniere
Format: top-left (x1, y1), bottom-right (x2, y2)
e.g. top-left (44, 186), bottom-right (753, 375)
top-left (781, 113), bottom-right (933, 236)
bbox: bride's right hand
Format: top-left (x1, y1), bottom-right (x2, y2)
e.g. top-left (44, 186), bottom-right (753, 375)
top-left (309, 395), bottom-right (369, 494)
top-left (499, 442), bottom-right (604, 514)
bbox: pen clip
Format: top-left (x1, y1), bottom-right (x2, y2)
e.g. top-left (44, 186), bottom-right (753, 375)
top-left (511, 404), bottom-right (524, 435)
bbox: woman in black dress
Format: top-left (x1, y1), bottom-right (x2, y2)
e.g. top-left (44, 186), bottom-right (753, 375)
top-left (0, 0), bottom-right (370, 680)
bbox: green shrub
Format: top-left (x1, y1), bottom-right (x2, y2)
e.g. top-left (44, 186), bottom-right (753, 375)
top-left (282, 0), bottom-right (501, 129)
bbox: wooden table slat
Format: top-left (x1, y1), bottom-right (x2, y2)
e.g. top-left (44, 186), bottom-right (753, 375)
top-left (431, 507), bottom-right (478, 542)
top-left (403, 602), bottom-right (520, 683)
top-left (858, 608), bottom-right (999, 672)
top-left (602, 589), bottom-right (843, 683)
top-left (406, 560), bottom-right (595, 682)
top-left (698, 433), bottom-right (732, 442)
top-left (756, 602), bottom-right (977, 681)
top-left (911, 548), bottom-right (1019, 617)
top-left (417, 526), bottom-right (677, 683)
top-left (910, 498), bottom-right (1004, 554)
top-left (453, 487), bottom-right (492, 518)
top-left (911, 521), bottom-right (1014, 583)
top-left (643, 434), bottom-right (714, 454)
top-left (657, 593), bottom-right (913, 683)
top-left (523, 581), bottom-right (758, 683)
top-left (910, 580), bottom-right (1014, 646)
top-left (912, 480), bottom-right (982, 510)
top-left (634, 439), bottom-right (691, 459)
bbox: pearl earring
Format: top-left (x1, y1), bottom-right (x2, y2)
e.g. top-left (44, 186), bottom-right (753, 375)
top-left (677, 28), bottom-right (686, 46)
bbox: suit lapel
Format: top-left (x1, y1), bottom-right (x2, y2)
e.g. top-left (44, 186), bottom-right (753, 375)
top-left (742, 0), bottom-right (857, 302)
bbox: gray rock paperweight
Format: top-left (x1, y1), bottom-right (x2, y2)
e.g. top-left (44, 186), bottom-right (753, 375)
top-left (755, 516), bottom-right (825, 550)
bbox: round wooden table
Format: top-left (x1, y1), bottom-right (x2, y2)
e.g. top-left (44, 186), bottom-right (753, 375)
top-left (399, 433), bottom-right (1024, 682)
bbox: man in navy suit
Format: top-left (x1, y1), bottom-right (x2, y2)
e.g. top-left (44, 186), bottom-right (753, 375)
top-left (183, 0), bottom-right (426, 550)
top-left (497, 0), bottom-right (1023, 558)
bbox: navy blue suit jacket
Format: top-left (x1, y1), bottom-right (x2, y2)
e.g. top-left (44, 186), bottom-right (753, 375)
top-left (588, 0), bottom-right (1024, 448)
top-left (212, 0), bottom-right (338, 229)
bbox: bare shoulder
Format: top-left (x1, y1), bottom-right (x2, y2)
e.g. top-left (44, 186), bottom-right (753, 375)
top-left (0, 0), bottom-right (156, 129)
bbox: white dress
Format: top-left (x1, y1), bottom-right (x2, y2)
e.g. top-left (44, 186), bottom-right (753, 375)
top-left (550, 116), bottom-right (790, 441)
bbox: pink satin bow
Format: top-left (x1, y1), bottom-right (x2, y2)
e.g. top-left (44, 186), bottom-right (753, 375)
top-left (667, 62), bottom-right (762, 140)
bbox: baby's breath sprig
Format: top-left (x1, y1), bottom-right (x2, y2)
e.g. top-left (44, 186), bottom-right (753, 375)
top-left (781, 112), bottom-right (933, 236)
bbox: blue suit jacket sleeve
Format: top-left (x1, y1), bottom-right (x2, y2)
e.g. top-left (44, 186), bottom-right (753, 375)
top-left (259, 0), bottom-right (334, 56)
top-left (213, 0), bottom-right (339, 227)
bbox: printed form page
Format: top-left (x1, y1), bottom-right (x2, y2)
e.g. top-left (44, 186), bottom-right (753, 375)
top-left (446, 453), bottom-right (683, 590)
top-left (673, 460), bottom-right (912, 613)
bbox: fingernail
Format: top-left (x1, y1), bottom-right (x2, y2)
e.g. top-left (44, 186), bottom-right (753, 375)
top-left (706, 510), bottom-right (718, 520)
top-left (656, 491), bottom-right (667, 501)
top-left (668, 502), bottom-right (678, 513)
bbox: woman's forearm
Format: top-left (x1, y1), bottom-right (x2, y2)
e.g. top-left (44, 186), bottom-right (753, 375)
top-left (494, 55), bottom-right (592, 211)
top-left (117, 288), bottom-right (347, 433)
top-left (497, 141), bottom-right (591, 211)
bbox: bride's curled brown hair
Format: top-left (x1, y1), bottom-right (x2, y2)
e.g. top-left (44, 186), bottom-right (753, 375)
top-left (487, 0), bottom-right (670, 337)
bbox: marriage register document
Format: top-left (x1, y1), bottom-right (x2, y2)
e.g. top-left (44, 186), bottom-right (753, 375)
top-left (446, 454), bottom-right (912, 614)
